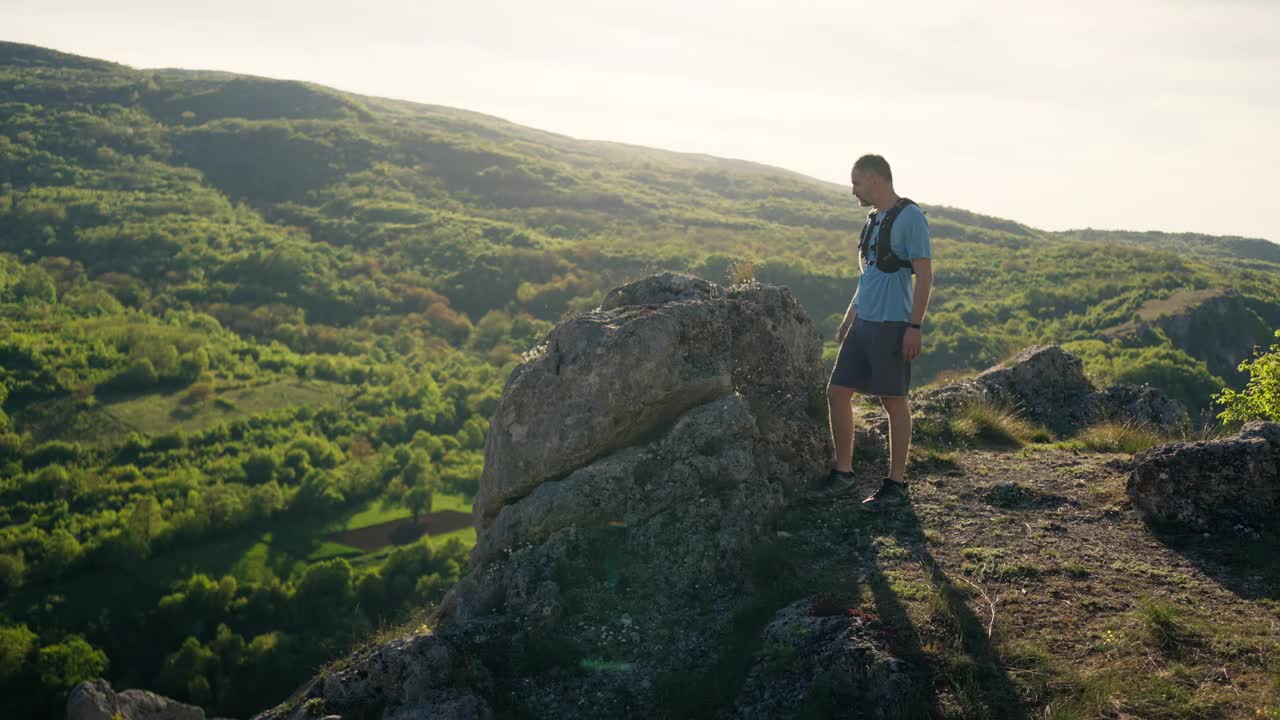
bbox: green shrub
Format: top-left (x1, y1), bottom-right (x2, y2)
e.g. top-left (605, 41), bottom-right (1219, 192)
top-left (1215, 329), bottom-right (1280, 423)
top-left (112, 358), bottom-right (158, 390)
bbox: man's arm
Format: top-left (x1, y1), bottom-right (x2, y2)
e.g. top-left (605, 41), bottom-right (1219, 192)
top-left (903, 257), bottom-right (932, 361)
top-left (909, 257), bottom-right (932, 325)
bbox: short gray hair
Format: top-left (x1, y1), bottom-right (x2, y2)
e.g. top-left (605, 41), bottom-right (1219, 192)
top-left (852, 155), bottom-right (893, 183)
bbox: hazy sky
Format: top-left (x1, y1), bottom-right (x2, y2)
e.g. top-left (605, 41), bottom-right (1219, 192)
top-left (9, 0), bottom-right (1280, 241)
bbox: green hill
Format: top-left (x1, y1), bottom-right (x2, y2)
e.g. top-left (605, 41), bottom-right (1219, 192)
top-left (0, 39), bottom-right (1278, 717)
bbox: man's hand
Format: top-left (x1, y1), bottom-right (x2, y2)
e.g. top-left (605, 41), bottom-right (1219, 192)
top-left (837, 312), bottom-right (856, 343)
top-left (903, 327), bottom-right (923, 361)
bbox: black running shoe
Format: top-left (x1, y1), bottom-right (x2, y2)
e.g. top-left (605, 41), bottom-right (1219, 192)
top-left (861, 477), bottom-right (909, 511)
top-left (808, 468), bottom-right (856, 495)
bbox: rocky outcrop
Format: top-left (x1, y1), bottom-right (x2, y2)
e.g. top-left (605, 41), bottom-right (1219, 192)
top-left (902, 345), bottom-right (1189, 439)
top-left (1144, 290), bottom-right (1273, 384)
top-left (1086, 384), bottom-right (1190, 429)
top-left (477, 272), bottom-right (826, 529)
top-left (471, 393), bottom-right (767, 567)
top-left (477, 290), bottom-right (735, 526)
top-left (251, 274), bottom-right (868, 720)
top-left (1126, 421), bottom-right (1280, 529)
top-left (599, 272), bottom-right (721, 311)
top-left (67, 679), bottom-right (207, 720)
top-left (971, 345), bottom-right (1095, 434)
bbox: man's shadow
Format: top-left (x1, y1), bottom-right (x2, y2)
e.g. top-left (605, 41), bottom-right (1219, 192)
top-left (861, 494), bottom-right (1028, 720)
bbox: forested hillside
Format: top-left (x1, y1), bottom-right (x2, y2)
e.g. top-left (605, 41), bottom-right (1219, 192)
top-left (0, 40), bottom-right (1277, 717)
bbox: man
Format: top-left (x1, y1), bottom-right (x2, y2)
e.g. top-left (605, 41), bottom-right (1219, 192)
top-left (820, 154), bottom-right (933, 510)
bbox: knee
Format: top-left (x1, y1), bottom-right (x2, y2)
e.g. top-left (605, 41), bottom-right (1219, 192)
top-left (826, 384), bottom-right (852, 404)
top-left (880, 396), bottom-right (910, 415)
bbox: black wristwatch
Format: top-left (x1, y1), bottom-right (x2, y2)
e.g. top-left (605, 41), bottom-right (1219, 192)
top-left (909, 323), bottom-right (922, 329)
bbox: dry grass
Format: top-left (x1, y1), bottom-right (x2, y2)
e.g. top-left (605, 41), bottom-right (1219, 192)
top-left (949, 399), bottom-right (1053, 447)
top-left (1076, 421), bottom-right (1167, 454)
top-left (729, 258), bottom-right (756, 285)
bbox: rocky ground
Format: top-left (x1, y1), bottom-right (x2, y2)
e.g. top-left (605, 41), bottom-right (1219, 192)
top-left (770, 436), bottom-right (1280, 719)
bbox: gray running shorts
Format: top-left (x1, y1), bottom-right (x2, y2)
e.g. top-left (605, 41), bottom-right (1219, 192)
top-left (829, 317), bottom-right (912, 397)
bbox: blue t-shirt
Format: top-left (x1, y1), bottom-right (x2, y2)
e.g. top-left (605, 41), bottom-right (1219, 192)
top-left (854, 203), bottom-right (931, 322)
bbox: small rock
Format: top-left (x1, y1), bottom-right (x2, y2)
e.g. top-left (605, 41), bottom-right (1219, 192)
top-left (66, 679), bottom-right (205, 720)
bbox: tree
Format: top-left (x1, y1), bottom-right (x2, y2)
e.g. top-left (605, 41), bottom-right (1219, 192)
top-left (0, 624), bottom-right (37, 681)
top-left (113, 358), bottom-right (158, 390)
top-left (400, 451), bottom-right (435, 488)
top-left (36, 529), bottom-right (81, 579)
top-left (294, 470), bottom-right (343, 510)
top-left (24, 465), bottom-right (80, 503)
top-left (35, 635), bottom-right (108, 691)
top-left (122, 496), bottom-right (163, 561)
top-left (176, 349), bottom-right (210, 386)
top-left (0, 552), bottom-right (26, 591)
top-left (12, 267), bottom-right (55, 304)
top-left (406, 484), bottom-right (433, 525)
top-left (158, 636), bottom-right (216, 703)
top-left (241, 450), bottom-right (278, 485)
top-left (1216, 329), bottom-right (1280, 423)
top-left (354, 572), bottom-right (386, 618)
top-left (293, 559), bottom-right (353, 628)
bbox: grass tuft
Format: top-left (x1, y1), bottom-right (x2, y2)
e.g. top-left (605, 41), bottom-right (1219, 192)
top-left (1137, 598), bottom-right (1199, 655)
top-left (1077, 421), bottom-right (1167, 454)
top-left (947, 399), bottom-right (1052, 448)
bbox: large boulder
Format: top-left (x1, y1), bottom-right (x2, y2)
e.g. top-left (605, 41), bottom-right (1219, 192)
top-left (253, 274), bottom-right (844, 720)
top-left (471, 393), bottom-right (767, 567)
top-left (67, 679), bottom-right (206, 720)
top-left (1127, 421), bottom-right (1280, 529)
top-left (477, 272), bottom-right (826, 527)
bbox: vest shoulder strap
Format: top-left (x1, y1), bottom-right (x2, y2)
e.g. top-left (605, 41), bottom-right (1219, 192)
top-left (874, 198), bottom-right (919, 274)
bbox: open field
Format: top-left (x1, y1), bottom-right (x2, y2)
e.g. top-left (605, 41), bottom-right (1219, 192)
top-left (325, 510), bottom-right (473, 552)
top-left (98, 379), bottom-right (350, 439)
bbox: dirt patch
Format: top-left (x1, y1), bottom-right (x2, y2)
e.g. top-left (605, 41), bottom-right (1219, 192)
top-left (326, 510), bottom-right (473, 552)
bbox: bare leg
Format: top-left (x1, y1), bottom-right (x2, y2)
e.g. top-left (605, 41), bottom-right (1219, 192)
top-left (880, 395), bottom-right (912, 482)
top-left (826, 384), bottom-right (856, 473)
